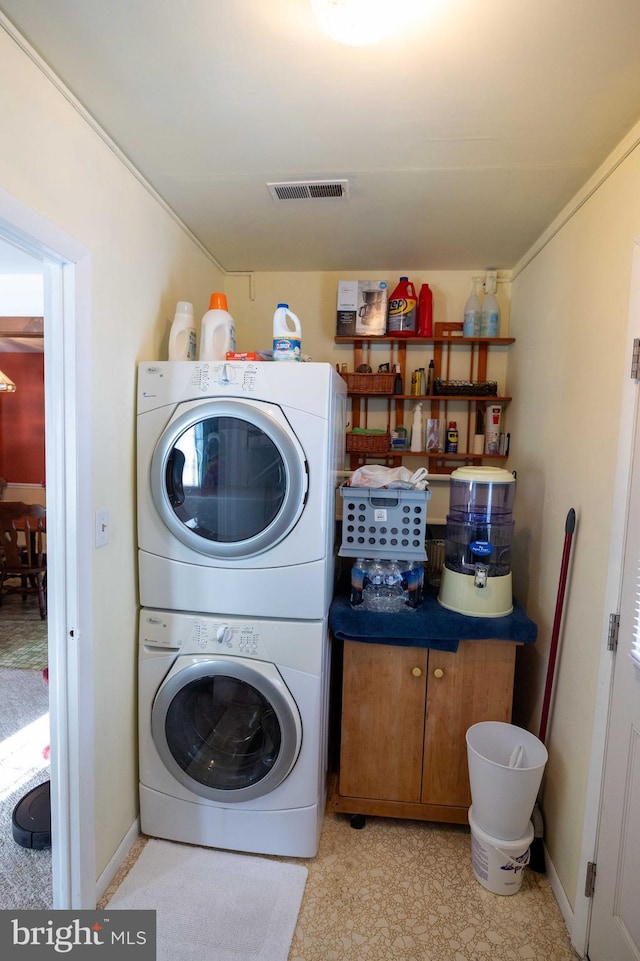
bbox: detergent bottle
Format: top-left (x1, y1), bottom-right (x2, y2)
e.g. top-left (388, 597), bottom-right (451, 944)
top-left (168, 301), bottom-right (196, 360)
top-left (199, 293), bottom-right (236, 361)
top-left (273, 303), bottom-right (302, 361)
top-left (387, 277), bottom-right (417, 335)
top-left (417, 284), bottom-right (433, 337)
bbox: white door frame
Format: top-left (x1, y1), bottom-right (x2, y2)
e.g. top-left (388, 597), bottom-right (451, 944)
top-left (0, 187), bottom-right (95, 908)
top-left (572, 237), bottom-right (640, 956)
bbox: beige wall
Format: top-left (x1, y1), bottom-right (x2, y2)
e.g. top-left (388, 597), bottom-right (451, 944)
top-left (508, 131), bottom-right (640, 907)
top-left (0, 26), bottom-right (224, 877)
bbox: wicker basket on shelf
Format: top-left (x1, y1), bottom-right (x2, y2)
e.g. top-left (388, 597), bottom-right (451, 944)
top-left (433, 379), bottom-right (498, 396)
top-left (341, 371), bottom-right (395, 394)
top-left (345, 431), bottom-right (390, 453)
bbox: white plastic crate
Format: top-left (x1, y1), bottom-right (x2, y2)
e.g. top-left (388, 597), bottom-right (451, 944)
top-left (339, 486), bottom-right (431, 560)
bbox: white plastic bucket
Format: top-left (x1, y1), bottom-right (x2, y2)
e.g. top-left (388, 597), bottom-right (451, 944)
top-left (469, 805), bottom-right (533, 895)
top-left (466, 721), bottom-right (547, 841)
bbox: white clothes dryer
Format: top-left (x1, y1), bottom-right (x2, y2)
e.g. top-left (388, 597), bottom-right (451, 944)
top-left (137, 361), bottom-right (346, 619)
top-left (138, 608), bottom-right (331, 858)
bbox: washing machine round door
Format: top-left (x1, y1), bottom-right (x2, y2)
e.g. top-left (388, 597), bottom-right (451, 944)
top-left (150, 398), bottom-right (308, 559)
top-left (151, 656), bottom-right (302, 802)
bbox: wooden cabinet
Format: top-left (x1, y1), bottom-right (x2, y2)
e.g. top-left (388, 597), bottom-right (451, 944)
top-left (336, 324), bottom-right (515, 473)
top-left (333, 638), bottom-right (517, 825)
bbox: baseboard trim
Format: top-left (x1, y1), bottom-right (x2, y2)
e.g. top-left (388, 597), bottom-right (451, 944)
top-left (95, 819), bottom-right (140, 904)
top-left (544, 843), bottom-right (580, 954)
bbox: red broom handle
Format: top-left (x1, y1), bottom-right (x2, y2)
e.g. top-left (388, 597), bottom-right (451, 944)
top-left (539, 508), bottom-right (576, 746)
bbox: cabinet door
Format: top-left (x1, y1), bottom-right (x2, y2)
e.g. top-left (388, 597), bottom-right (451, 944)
top-left (339, 642), bottom-right (427, 802)
top-left (422, 640), bottom-right (516, 807)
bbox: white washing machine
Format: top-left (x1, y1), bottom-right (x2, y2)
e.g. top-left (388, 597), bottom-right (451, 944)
top-left (138, 608), bottom-right (331, 858)
top-left (137, 361), bottom-right (346, 619)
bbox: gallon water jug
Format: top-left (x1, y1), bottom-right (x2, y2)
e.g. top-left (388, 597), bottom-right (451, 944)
top-left (168, 301), bottom-right (196, 360)
top-left (273, 303), bottom-right (302, 361)
top-left (199, 293), bottom-right (236, 361)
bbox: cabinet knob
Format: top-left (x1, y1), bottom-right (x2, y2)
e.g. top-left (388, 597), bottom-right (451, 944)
top-left (411, 667), bottom-right (422, 678)
top-left (433, 668), bottom-right (444, 679)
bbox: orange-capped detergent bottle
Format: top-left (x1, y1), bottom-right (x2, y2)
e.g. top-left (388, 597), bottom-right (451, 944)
top-left (387, 277), bottom-right (417, 335)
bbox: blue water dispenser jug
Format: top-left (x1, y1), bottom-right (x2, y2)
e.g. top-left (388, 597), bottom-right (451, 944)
top-left (438, 467), bottom-right (515, 617)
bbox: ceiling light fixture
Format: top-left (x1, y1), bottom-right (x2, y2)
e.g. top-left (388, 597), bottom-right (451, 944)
top-left (311, 0), bottom-right (422, 46)
top-left (0, 370), bottom-right (16, 392)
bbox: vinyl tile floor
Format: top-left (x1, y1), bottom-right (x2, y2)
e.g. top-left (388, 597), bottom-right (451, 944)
top-left (102, 807), bottom-right (579, 961)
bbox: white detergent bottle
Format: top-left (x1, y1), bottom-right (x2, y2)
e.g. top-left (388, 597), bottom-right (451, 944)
top-left (273, 303), bottom-right (302, 361)
top-left (480, 272), bottom-right (500, 337)
top-left (168, 301), bottom-right (196, 360)
top-left (410, 402), bottom-right (423, 452)
top-left (199, 292), bottom-right (236, 361)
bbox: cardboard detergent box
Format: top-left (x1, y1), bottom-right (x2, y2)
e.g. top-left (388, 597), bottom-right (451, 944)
top-left (336, 280), bottom-right (388, 336)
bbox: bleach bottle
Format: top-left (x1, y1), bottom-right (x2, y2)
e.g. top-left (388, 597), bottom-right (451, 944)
top-left (199, 292), bottom-right (236, 361)
top-left (273, 303), bottom-right (302, 361)
top-left (168, 301), bottom-right (196, 360)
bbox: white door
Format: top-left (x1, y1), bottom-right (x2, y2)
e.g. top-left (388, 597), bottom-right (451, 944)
top-left (587, 371), bottom-right (640, 960)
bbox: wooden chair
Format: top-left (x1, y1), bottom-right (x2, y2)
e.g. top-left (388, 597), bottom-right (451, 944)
top-left (0, 512), bottom-right (47, 620)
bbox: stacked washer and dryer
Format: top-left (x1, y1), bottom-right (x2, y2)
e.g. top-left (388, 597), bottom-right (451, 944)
top-left (136, 360), bottom-right (346, 857)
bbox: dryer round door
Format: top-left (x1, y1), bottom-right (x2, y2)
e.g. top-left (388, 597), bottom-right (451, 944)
top-left (151, 656), bottom-right (303, 802)
top-left (150, 398), bottom-right (308, 559)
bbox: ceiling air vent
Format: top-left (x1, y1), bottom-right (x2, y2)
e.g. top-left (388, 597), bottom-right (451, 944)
top-left (267, 180), bottom-right (350, 202)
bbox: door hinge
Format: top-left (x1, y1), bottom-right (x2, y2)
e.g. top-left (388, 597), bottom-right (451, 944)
top-left (632, 339), bottom-right (640, 379)
top-left (584, 860), bottom-right (597, 898)
top-left (607, 612), bottom-right (620, 652)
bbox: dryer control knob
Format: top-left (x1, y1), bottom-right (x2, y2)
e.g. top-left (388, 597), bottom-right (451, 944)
top-left (216, 625), bottom-right (233, 646)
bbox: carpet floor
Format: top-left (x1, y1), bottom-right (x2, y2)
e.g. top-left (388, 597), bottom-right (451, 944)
top-left (0, 666), bottom-right (51, 909)
top-left (0, 595), bottom-right (48, 671)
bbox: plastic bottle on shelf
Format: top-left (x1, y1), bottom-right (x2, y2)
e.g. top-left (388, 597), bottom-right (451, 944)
top-left (168, 301), bottom-right (196, 360)
top-left (417, 284), bottom-right (433, 337)
top-left (411, 403), bottom-right (423, 452)
top-left (199, 293), bottom-right (236, 361)
top-left (463, 277), bottom-right (483, 337)
top-left (426, 359), bottom-right (435, 394)
top-left (393, 363), bottom-right (403, 394)
top-left (387, 277), bottom-right (417, 335)
top-left (273, 303), bottom-right (302, 361)
top-left (446, 421), bottom-right (459, 453)
top-left (480, 273), bottom-right (500, 337)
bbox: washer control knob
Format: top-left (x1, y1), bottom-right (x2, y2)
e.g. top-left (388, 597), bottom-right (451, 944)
top-left (216, 625), bottom-right (233, 645)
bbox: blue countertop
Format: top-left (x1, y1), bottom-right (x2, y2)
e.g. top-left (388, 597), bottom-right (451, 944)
top-left (329, 587), bottom-right (538, 653)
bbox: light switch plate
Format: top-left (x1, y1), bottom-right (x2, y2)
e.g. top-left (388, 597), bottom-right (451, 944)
top-left (95, 509), bottom-right (110, 548)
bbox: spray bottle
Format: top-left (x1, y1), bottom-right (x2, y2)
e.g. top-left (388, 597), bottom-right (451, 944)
top-left (199, 293), bottom-right (236, 361)
top-left (463, 277), bottom-right (483, 337)
top-left (480, 272), bottom-right (500, 337)
top-left (410, 402), bottom-right (423, 452)
top-left (168, 301), bottom-right (196, 360)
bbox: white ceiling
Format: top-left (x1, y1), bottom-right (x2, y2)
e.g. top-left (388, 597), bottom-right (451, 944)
top-left (2, 0), bottom-right (640, 273)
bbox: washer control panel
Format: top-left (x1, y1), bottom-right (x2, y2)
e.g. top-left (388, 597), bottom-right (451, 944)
top-left (141, 611), bottom-right (266, 659)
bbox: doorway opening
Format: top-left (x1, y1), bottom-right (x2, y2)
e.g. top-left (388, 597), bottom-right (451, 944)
top-left (0, 192), bottom-right (95, 909)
